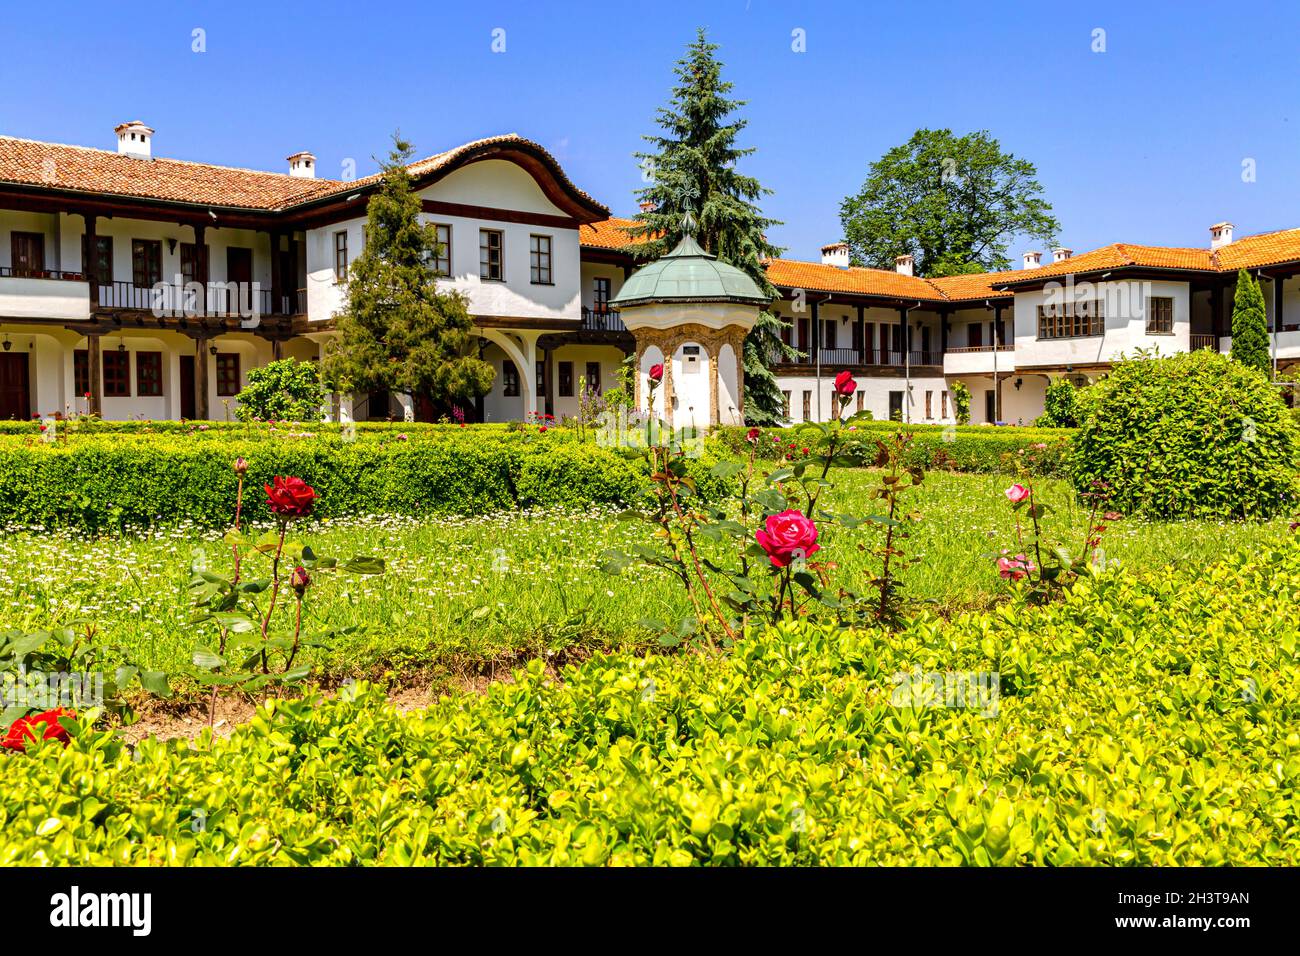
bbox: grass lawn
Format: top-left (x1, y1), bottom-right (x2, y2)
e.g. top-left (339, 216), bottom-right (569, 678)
top-left (0, 469), bottom-right (1289, 690)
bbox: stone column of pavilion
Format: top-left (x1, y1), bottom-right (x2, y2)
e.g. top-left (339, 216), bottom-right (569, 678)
top-left (608, 233), bottom-right (769, 428)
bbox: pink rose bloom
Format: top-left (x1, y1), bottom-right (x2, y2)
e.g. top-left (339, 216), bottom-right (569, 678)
top-left (648, 364), bottom-right (664, 383)
top-left (997, 554), bottom-right (1037, 581)
top-left (756, 509), bottom-right (821, 569)
top-left (1004, 483), bottom-right (1030, 504)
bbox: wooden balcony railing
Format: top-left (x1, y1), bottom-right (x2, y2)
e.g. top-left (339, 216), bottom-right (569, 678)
top-left (582, 307), bottom-right (626, 332)
top-left (774, 348), bottom-right (943, 367)
top-left (0, 266), bottom-right (87, 281)
top-left (1190, 334), bottom-right (1218, 351)
top-left (96, 282), bottom-right (306, 317)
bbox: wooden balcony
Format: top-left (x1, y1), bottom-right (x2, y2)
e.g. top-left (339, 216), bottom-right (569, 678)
top-left (96, 281), bottom-right (307, 317)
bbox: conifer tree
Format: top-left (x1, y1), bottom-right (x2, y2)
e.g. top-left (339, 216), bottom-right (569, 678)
top-left (1230, 268), bottom-right (1271, 375)
top-left (322, 135), bottom-right (494, 412)
top-left (630, 29), bottom-right (793, 424)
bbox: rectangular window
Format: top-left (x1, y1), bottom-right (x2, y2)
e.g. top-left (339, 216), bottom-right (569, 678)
top-left (1037, 300), bottom-right (1104, 339)
top-left (433, 224), bottom-right (451, 276)
top-left (11, 231), bottom-right (45, 276)
top-left (333, 231), bottom-right (348, 282)
top-left (856, 390), bottom-right (864, 412)
top-left (502, 360), bottom-right (520, 397)
top-left (529, 235), bottom-right (553, 285)
top-left (131, 239), bottom-right (162, 288)
top-left (81, 235), bottom-right (113, 282)
top-left (74, 349), bottom-right (89, 396)
top-left (180, 243), bottom-right (208, 284)
top-left (103, 350), bottom-right (130, 397)
top-left (781, 390), bottom-right (791, 418)
top-left (558, 361), bottom-right (574, 397)
top-left (136, 351), bottom-right (163, 397)
top-left (802, 390), bottom-right (812, 421)
top-left (822, 319), bottom-right (837, 350)
top-left (985, 390), bottom-right (997, 423)
top-left (888, 390), bottom-right (904, 421)
top-left (925, 390), bottom-right (933, 419)
top-left (536, 360), bottom-right (546, 398)
top-left (479, 229), bottom-right (503, 281)
top-left (585, 361), bottom-right (601, 395)
top-left (215, 353), bottom-right (241, 396)
top-left (941, 390), bottom-right (949, 418)
top-left (1146, 296), bottom-right (1174, 334)
top-left (593, 277), bottom-right (611, 312)
top-left (968, 323), bottom-right (983, 348)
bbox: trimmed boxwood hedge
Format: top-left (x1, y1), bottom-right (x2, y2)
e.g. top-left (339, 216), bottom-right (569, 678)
top-left (0, 431), bottom-right (727, 531)
top-left (716, 423), bottom-right (1072, 476)
top-left (1, 544), bottom-right (1296, 864)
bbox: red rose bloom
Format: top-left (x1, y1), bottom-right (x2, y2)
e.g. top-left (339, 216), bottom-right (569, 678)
top-left (755, 509), bottom-right (821, 569)
top-left (648, 363), bottom-right (664, 383)
top-left (834, 369), bottom-right (857, 398)
top-left (746, 427), bottom-right (761, 444)
top-left (265, 476), bottom-right (316, 519)
top-left (3, 708), bottom-right (74, 752)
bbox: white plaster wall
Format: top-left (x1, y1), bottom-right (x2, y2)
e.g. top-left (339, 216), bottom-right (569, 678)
top-left (306, 159), bottom-right (582, 326)
top-left (1013, 279), bottom-right (1190, 368)
top-left (671, 342), bottom-right (710, 429)
top-left (718, 342), bottom-right (741, 425)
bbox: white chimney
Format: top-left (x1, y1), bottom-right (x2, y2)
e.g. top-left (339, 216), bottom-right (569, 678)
top-left (1022, 250), bottom-right (1043, 270)
top-left (287, 151), bottom-right (317, 178)
top-left (1052, 247), bottom-right (1073, 263)
top-left (894, 253), bottom-right (914, 276)
top-left (821, 242), bottom-right (850, 270)
top-left (1210, 221), bottom-right (1234, 249)
top-left (114, 121), bottom-right (154, 160)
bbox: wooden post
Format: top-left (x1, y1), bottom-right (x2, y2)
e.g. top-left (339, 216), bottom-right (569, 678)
top-left (193, 223), bottom-right (208, 317)
top-left (993, 304), bottom-right (1004, 423)
top-left (82, 213), bottom-right (99, 308)
top-left (269, 231), bottom-right (282, 315)
top-left (195, 333), bottom-right (210, 420)
top-left (1210, 281), bottom-right (1224, 339)
top-left (542, 345), bottom-right (555, 418)
top-left (87, 331), bottom-right (103, 416)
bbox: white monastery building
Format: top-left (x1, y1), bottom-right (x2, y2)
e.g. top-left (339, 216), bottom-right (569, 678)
top-left (2, 122), bottom-right (1300, 426)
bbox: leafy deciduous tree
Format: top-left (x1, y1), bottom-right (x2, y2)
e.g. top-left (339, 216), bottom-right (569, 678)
top-left (840, 128), bottom-right (1060, 278)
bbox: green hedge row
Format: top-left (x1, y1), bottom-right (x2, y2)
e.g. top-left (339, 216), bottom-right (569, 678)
top-left (0, 433), bottom-right (730, 531)
top-left (2, 544), bottom-right (1296, 864)
top-left (715, 424), bottom-right (1072, 476)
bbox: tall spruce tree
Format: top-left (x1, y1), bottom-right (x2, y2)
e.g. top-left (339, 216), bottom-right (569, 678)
top-left (1230, 268), bottom-right (1271, 374)
top-left (321, 135), bottom-right (494, 413)
top-left (629, 28), bottom-right (793, 424)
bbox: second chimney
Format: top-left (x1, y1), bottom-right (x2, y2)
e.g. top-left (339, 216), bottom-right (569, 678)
top-left (114, 121), bottom-right (154, 160)
top-left (1210, 221), bottom-right (1234, 249)
top-left (1052, 247), bottom-right (1073, 263)
top-left (1022, 250), bottom-right (1043, 270)
top-left (821, 242), bottom-right (850, 269)
top-left (287, 151), bottom-right (317, 178)
top-left (894, 253), bottom-right (914, 276)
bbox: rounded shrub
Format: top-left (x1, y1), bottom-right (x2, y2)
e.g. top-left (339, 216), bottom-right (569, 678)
top-left (1069, 350), bottom-right (1300, 519)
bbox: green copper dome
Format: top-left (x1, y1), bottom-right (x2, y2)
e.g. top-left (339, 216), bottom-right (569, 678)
top-left (609, 234), bottom-right (770, 308)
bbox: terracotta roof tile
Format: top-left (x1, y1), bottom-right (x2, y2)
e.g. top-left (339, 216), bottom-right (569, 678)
top-left (763, 257), bottom-right (942, 300)
top-left (0, 135), bottom-right (341, 210)
top-left (0, 132), bottom-right (607, 217)
top-left (579, 216), bottom-right (649, 249)
top-left (1213, 227), bottom-right (1300, 271)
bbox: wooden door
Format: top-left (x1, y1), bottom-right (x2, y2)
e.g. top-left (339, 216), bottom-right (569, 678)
top-left (11, 232), bottom-right (45, 277)
top-left (0, 353), bottom-right (31, 419)
top-left (179, 355), bottom-right (196, 420)
top-left (227, 247), bottom-right (253, 315)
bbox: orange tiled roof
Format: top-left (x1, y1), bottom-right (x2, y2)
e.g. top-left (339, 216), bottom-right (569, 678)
top-left (579, 216), bottom-right (649, 249)
top-left (763, 257), bottom-right (942, 300)
top-left (0, 135), bottom-right (341, 209)
top-left (1212, 227), bottom-right (1300, 271)
top-left (0, 132), bottom-right (607, 217)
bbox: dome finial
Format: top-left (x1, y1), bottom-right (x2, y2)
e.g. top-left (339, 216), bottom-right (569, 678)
top-left (674, 182), bottom-right (699, 238)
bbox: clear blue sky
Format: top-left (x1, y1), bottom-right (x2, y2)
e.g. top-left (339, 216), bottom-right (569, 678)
top-left (3, 0), bottom-right (1298, 263)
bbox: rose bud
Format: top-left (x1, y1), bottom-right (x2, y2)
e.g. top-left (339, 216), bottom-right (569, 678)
top-left (648, 363), bottom-right (664, 384)
top-left (290, 566), bottom-right (311, 596)
top-left (233, 457), bottom-right (249, 476)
